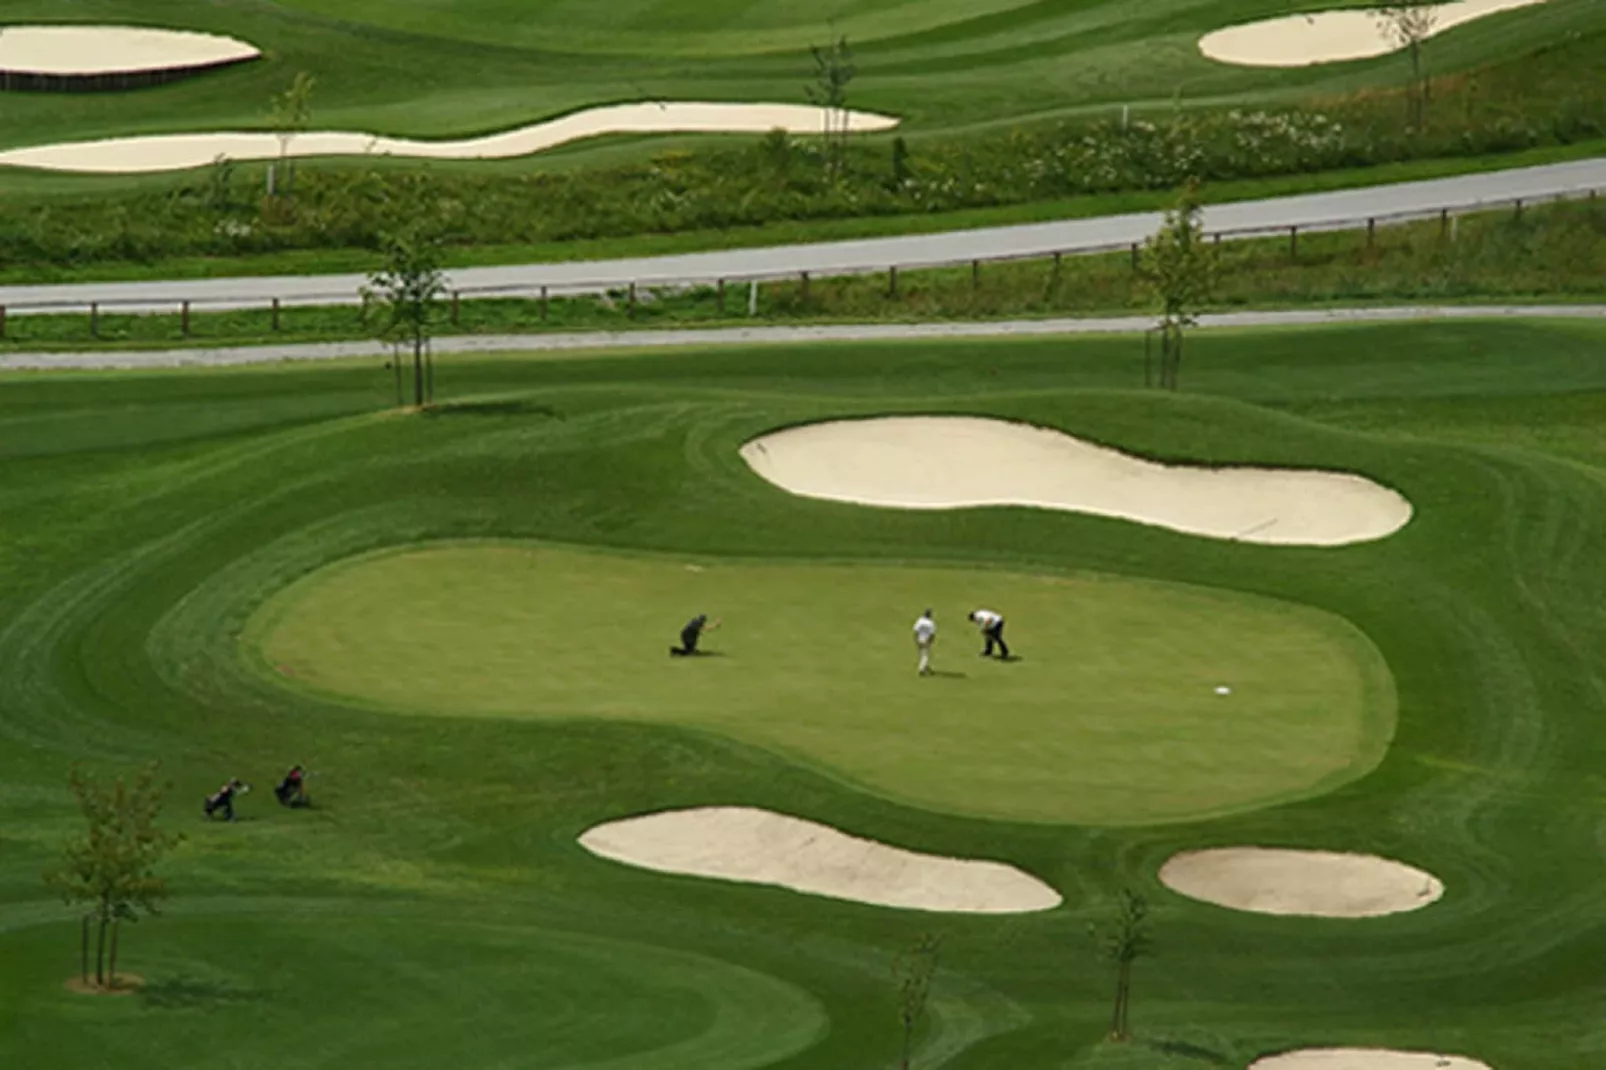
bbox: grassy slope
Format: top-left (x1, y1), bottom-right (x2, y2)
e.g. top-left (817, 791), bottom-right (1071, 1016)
top-left (0, 0), bottom-right (1585, 148)
top-left (252, 544), bottom-right (1393, 825)
top-left (2, 319), bottom-right (1606, 1067)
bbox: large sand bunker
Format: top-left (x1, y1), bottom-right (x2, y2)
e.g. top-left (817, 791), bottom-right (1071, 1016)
top-left (579, 807), bottom-right (1062, 914)
top-left (739, 417), bottom-right (1411, 547)
top-left (1250, 1049), bottom-right (1492, 1069)
top-left (1199, 0), bottom-right (1548, 68)
top-left (0, 102), bottom-right (901, 174)
top-left (0, 24), bottom-right (259, 80)
top-left (1160, 848), bottom-right (1444, 918)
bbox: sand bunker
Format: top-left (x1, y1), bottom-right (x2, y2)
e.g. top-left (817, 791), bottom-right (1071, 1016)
top-left (0, 25), bottom-right (259, 77)
top-left (0, 102), bottom-right (901, 174)
top-left (1200, 0), bottom-right (1548, 68)
top-left (1250, 1049), bottom-right (1491, 1069)
top-left (739, 417), bottom-right (1411, 546)
top-left (578, 807), bottom-right (1061, 914)
top-left (1160, 848), bottom-right (1444, 918)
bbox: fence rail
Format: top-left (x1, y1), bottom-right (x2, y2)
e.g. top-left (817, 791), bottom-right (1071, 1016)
top-left (1, 184), bottom-right (1600, 338)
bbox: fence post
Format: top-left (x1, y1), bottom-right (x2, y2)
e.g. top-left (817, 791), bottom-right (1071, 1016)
top-left (1130, 243), bottom-right (1140, 271)
top-left (1514, 198), bottom-right (1523, 222)
top-left (90, 302), bottom-right (98, 339)
top-left (1050, 252), bottom-right (1062, 290)
top-left (888, 265), bottom-right (898, 299)
top-left (748, 280), bottom-right (759, 317)
top-left (181, 300), bottom-right (190, 337)
top-left (0, 304), bottom-right (6, 340)
top-left (971, 259), bottom-right (980, 289)
top-left (717, 278), bottom-right (725, 314)
top-left (1367, 218), bottom-right (1375, 249)
top-left (271, 298), bottom-right (281, 331)
top-left (627, 282), bottom-right (637, 317)
top-left (1439, 208), bottom-right (1449, 240)
top-left (800, 271), bottom-right (810, 303)
top-left (451, 291), bottom-right (460, 325)
top-left (540, 285), bottom-right (549, 323)
top-left (1288, 225), bottom-right (1298, 259)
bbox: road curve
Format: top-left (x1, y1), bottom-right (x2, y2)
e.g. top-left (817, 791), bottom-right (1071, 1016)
top-left (0, 157), bottom-right (1603, 316)
top-left (3, 305), bottom-right (1601, 372)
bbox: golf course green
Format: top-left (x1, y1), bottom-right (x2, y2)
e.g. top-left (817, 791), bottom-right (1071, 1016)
top-left (251, 544), bottom-right (1394, 824)
top-left (5, 318), bottom-right (1606, 1067)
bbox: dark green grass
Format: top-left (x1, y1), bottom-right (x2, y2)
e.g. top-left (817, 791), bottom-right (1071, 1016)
top-left (4, 320), bottom-right (1606, 1067)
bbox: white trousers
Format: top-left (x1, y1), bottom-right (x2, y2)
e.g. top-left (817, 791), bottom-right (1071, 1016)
top-left (916, 639), bottom-right (932, 674)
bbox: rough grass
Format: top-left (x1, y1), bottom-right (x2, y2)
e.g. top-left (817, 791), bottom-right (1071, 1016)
top-left (4, 320), bottom-right (1606, 1067)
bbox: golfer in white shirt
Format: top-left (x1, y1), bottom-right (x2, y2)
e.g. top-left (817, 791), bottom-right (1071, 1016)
top-left (913, 609), bottom-right (937, 675)
top-left (968, 608), bottom-right (1010, 659)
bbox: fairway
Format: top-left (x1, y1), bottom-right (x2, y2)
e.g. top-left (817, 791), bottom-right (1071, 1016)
top-left (252, 544), bottom-right (1394, 825)
top-left (8, 320), bottom-right (1606, 1069)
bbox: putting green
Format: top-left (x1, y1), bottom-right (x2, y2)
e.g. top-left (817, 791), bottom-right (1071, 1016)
top-left (250, 544), bottom-right (1396, 825)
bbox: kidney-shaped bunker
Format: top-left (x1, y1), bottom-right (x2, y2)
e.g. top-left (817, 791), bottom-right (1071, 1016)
top-left (580, 807), bottom-right (1061, 914)
top-left (740, 417), bottom-right (1411, 546)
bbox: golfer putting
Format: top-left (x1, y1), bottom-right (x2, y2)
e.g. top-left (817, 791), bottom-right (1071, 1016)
top-left (968, 608), bottom-right (1011, 659)
top-left (913, 609), bottom-right (937, 676)
top-left (671, 613), bottom-right (721, 657)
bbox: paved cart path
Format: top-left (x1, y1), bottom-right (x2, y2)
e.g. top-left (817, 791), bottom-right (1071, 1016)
top-left (1, 158), bottom-right (1603, 315)
top-left (4, 305), bottom-right (1602, 372)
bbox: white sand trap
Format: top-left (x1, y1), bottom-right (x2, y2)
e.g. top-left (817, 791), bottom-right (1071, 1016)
top-left (0, 102), bottom-right (901, 175)
top-left (0, 25), bottom-right (259, 77)
top-left (1250, 1049), bottom-right (1491, 1069)
top-left (739, 417), bottom-right (1411, 546)
top-left (1160, 848), bottom-right (1444, 918)
top-left (578, 807), bottom-right (1062, 914)
top-left (1199, 0), bottom-right (1548, 68)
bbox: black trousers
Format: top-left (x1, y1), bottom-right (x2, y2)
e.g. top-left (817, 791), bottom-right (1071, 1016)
top-left (671, 627), bottom-right (701, 656)
top-left (204, 796), bottom-right (234, 820)
top-left (983, 621), bottom-right (1009, 658)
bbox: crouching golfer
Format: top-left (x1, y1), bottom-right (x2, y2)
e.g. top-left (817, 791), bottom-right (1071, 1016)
top-left (273, 765), bottom-right (309, 808)
top-left (968, 608), bottom-right (1010, 659)
top-left (203, 778), bottom-right (248, 822)
top-left (670, 613), bottom-right (721, 657)
top-left (913, 608), bottom-right (937, 676)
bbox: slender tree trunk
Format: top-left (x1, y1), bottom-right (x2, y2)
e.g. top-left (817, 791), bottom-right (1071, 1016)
top-left (901, 1017), bottom-right (913, 1070)
top-left (1116, 959), bottom-right (1132, 1039)
top-left (108, 918), bottom-right (121, 988)
top-left (393, 345), bottom-right (403, 407)
top-left (413, 330), bottom-right (424, 408)
top-left (94, 912), bottom-right (108, 987)
top-left (80, 914), bottom-right (89, 983)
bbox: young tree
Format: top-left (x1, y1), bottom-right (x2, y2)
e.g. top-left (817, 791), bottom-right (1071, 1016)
top-left (1089, 889), bottom-right (1151, 1041)
top-left (43, 764), bottom-right (179, 990)
top-left (268, 71), bottom-right (316, 196)
top-left (1139, 182), bottom-right (1215, 390)
top-left (364, 224), bottom-right (448, 409)
top-left (892, 932), bottom-right (942, 1070)
top-left (805, 34), bottom-right (856, 181)
top-left (1376, 3), bottom-right (1438, 128)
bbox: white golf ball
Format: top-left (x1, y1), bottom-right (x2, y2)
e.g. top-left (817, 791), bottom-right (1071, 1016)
top-left (1215, 685), bottom-right (1232, 696)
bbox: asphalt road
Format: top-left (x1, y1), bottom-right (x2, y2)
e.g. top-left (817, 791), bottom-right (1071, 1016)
top-left (4, 305), bottom-right (1601, 372)
top-left (1, 157), bottom-right (1603, 316)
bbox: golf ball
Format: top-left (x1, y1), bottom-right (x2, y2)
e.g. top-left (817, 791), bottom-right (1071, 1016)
top-left (1215, 685), bottom-right (1232, 696)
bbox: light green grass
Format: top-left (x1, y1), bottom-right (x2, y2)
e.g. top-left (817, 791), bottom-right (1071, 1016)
top-left (251, 543), bottom-right (1394, 825)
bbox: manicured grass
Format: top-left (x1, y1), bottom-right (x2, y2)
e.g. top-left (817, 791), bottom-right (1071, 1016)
top-left (5, 319), bottom-right (1606, 1068)
top-left (0, 0), bottom-right (1589, 153)
top-left (252, 544), bottom-right (1393, 825)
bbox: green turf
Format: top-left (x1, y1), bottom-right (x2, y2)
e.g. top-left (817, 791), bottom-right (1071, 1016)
top-left (6, 319), bottom-right (1606, 1068)
top-left (251, 543), bottom-right (1394, 825)
top-left (0, 0), bottom-right (1595, 159)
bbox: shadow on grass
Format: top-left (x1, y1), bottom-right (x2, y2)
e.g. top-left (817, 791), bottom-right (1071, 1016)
top-left (424, 400), bottom-right (563, 419)
top-left (139, 975), bottom-right (260, 1010)
top-left (1144, 1038), bottom-right (1232, 1065)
